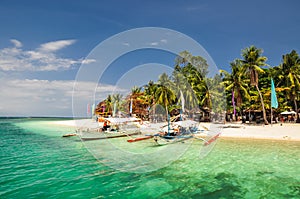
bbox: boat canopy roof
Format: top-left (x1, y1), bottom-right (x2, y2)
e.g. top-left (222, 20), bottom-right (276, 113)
top-left (280, 111), bottom-right (297, 115)
top-left (173, 120), bottom-right (198, 127)
top-left (105, 117), bottom-right (141, 124)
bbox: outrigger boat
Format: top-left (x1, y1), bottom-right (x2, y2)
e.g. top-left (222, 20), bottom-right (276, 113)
top-left (127, 135), bottom-right (154, 142)
top-left (127, 118), bottom-right (220, 146)
top-left (81, 131), bottom-right (141, 141)
top-left (79, 117), bottom-right (142, 141)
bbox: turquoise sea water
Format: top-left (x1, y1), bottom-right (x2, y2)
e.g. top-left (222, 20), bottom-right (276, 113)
top-left (0, 118), bottom-right (299, 198)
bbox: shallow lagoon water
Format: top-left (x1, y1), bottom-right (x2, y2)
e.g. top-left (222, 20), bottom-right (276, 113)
top-left (0, 118), bottom-right (299, 198)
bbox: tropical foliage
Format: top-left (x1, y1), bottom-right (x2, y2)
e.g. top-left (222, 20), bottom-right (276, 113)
top-left (241, 46), bottom-right (269, 124)
top-left (96, 47), bottom-right (300, 123)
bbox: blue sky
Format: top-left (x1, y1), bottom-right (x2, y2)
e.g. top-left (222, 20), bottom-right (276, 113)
top-left (0, 0), bottom-right (299, 116)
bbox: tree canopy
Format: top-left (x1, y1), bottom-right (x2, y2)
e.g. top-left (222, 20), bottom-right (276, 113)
top-left (96, 47), bottom-right (300, 123)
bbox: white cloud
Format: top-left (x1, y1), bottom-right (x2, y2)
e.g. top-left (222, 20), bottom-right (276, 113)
top-left (149, 42), bottom-right (159, 46)
top-left (122, 42), bottom-right (130, 46)
top-left (0, 39), bottom-right (90, 71)
top-left (39, 39), bottom-right (76, 52)
top-left (160, 39), bottom-right (168, 44)
top-left (147, 39), bottom-right (168, 46)
top-left (10, 39), bottom-right (22, 48)
top-left (81, 59), bottom-right (97, 64)
top-left (0, 78), bottom-right (128, 116)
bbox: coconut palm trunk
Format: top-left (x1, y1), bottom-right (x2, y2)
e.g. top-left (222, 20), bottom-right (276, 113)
top-left (255, 84), bottom-right (268, 125)
top-left (165, 106), bottom-right (169, 121)
top-left (294, 98), bottom-right (299, 122)
top-left (241, 46), bottom-right (269, 125)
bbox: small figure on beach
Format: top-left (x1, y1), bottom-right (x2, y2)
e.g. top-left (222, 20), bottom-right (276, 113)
top-left (102, 121), bottom-right (111, 131)
top-left (242, 115), bottom-right (246, 123)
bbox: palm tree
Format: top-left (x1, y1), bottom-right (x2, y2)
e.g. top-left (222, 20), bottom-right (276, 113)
top-left (175, 50), bottom-right (192, 68)
top-left (155, 85), bottom-right (176, 117)
top-left (144, 80), bottom-right (157, 106)
top-left (131, 86), bottom-right (141, 94)
top-left (172, 71), bottom-right (198, 112)
top-left (209, 74), bottom-right (227, 121)
top-left (111, 93), bottom-right (123, 117)
top-left (156, 73), bottom-right (176, 118)
top-left (143, 81), bottom-right (159, 121)
top-left (105, 95), bottom-right (113, 116)
top-left (157, 73), bottom-right (174, 89)
top-left (241, 45), bottom-right (269, 125)
top-left (277, 50), bottom-right (300, 122)
top-left (129, 86), bottom-right (149, 117)
top-left (193, 78), bottom-right (211, 108)
top-left (175, 50), bottom-right (209, 77)
top-left (220, 59), bottom-right (251, 109)
top-left (177, 61), bottom-right (206, 108)
top-left (174, 51), bottom-right (213, 114)
top-left (187, 67), bottom-right (211, 110)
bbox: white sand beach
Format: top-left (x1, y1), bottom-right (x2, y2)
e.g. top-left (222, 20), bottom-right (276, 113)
top-left (200, 122), bottom-right (300, 141)
top-left (49, 119), bottom-right (300, 141)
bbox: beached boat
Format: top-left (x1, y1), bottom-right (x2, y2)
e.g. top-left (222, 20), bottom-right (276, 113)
top-left (152, 122), bottom-right (198, 145)
top-left (153, 134), bottom-right (194, 145)
top-left (127, 135), bottom-right (154, 142)
top-left (62, 133), bottom-right (77, 137)
top-left (79, 117), bottom-right (142, 141)
top-left (81, 131), bottom-right (141, 141)
top-left (203, 133), bottom-right (221, 146)
top-left (127, 119), bottom-right (220, 146)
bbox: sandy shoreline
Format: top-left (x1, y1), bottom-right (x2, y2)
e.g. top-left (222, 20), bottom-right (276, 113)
top-left (199, 122), bottom-right (300, 141)
top-left (48, 119), bottom-right (300, 141)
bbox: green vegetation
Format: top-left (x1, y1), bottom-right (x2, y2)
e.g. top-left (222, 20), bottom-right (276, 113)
top-left (96, 46), bottom-right (300, 124)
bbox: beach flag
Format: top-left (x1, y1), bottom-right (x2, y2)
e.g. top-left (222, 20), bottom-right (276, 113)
top-left (129, 99), bottom-right (133, 114)
top-left (180, 90), bottom-right (185, 113)
top-left (232, 90), bottom-right (236, 115)
top-left (113, 102), bottom-right (117, 117)
top-left (271, 78), bottom-right (278, 108)
top-left (91, 103), bottom-right (95, 116)
top-left (87, 103), bottom-right (91, 115)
